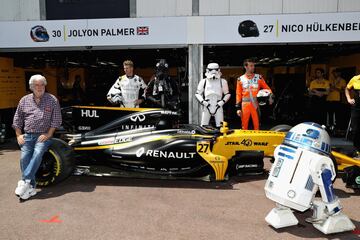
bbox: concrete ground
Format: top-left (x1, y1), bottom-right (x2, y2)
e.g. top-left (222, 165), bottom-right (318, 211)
top-left (0, 142), bottom-right (359, 240)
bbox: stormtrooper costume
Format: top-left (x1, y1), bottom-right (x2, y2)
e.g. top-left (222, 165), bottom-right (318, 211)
top-left (195, 63), bottom-right (231, 127)
top-left (107, 75), bottom-right (147, 108)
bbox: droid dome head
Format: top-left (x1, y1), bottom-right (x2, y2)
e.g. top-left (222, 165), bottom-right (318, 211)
top-left (283, 122), bottom-right (331, 156)
top-left (205, 63), bottom-right (221, 79)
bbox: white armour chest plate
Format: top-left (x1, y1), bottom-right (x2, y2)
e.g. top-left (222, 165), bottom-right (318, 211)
top-left (204, 78), bottom-right (223, 98)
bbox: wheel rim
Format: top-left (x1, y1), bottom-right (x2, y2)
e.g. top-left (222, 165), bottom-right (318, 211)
top-left (36, 149), bottom-right (60, 186)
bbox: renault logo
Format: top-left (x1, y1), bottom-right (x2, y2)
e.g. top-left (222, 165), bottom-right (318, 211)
top-left (136, 147), bottom-right (145, 157)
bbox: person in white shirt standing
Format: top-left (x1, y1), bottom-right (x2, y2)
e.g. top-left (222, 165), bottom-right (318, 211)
top-left (107, 60), bottom-right (147, 108)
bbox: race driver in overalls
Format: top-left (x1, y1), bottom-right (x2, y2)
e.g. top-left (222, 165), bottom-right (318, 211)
top-left (195, 63), bottom-right (231, 127)
top-left (236, 59), bottom-right (273, 130)
top-left (107, 60), bottom-right (147, 108)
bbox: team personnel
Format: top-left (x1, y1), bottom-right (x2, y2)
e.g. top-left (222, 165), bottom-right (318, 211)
top-left (326, 69), bottom-right (346, 129)
top-left (236, 59), bottom-right (273, 130)
top-left (345, 74), bottom-right (360, 158)
top-left (308, 68), bottom-right (330, 125)
top-left (107, 60), bottom-right (147, 108)
top-left (12, 75), bottom-right (62, 200)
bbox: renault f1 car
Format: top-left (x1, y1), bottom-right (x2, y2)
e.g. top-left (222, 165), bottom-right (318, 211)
top-left (36, 106), bottom-right (289, 186)
top-left (36, 106), bottom-right (360, 189)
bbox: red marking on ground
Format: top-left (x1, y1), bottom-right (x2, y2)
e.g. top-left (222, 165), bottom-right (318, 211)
top-left (39, 215), bottom-right (62, 223)
top-left (353, 229), bottom-right (360, 235)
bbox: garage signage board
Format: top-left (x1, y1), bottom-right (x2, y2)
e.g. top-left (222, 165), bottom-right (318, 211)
top-left (0, 17), bottom-right (188, 49)
top-left (1, 12), bottom-right (360, 49)
top-left (204, 12), bottom-right (360, 44)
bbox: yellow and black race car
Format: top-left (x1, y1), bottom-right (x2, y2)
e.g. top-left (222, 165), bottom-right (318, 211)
top-left (36, 106), bottom-right (289, 187)
top-left (36, 106), bottom-right (360, 189)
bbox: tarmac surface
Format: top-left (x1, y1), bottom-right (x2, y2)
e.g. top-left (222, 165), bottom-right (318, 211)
top-left (0, 141), bottom-right (359, 240)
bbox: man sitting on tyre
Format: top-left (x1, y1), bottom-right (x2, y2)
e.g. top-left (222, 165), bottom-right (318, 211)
top-left (12, 74), bottom-right (62, 200)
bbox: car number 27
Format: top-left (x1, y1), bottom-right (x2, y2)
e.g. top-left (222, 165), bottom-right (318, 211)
top-left (197, 142), bottom-right (210, 153)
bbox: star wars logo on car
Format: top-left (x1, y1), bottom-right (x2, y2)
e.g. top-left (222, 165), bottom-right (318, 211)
top-left (225, 139), bottom-right (268, 146)
top-left (136, 147), bottom-right (196, 159)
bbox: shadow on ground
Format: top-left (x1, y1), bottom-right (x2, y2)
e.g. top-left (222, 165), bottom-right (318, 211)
top-left (30, 172), bottom-right (274, 201)
top-left (270, 211), bottom-right (360, 240)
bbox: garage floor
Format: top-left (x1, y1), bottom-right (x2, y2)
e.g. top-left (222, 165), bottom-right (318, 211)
top-left (0, 142), bottom-right (359, 240)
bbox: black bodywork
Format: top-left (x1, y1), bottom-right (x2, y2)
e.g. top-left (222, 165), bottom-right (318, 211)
top-left (64, 108), bottom-right (242, 180)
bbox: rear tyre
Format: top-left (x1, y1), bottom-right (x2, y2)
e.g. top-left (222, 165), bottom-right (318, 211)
top-left (36, 138), bottom-right (74, 187)
top-left (270, 124), bottom-right (292, 132)
top-left (342, 165), bottom-right (360, 189)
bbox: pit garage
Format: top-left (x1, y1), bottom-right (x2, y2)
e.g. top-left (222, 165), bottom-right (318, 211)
top-left (0, 8), bottom-right (360, 240)
top-left (1, 13), bottom-right (360, 137)
top-left (1, 42), bottom-right (360, 137)
top-left (203, 43), bottom-right (360, 130)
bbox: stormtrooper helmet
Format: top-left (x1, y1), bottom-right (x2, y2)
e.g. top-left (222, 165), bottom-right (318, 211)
top-left (283, 122), bottom-right (331, 156)
top-left (205, 63), bottom-right (221, 79)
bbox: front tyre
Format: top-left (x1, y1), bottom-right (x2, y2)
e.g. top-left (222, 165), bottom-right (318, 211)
top-left (36, 138), bottom-right (74, 187)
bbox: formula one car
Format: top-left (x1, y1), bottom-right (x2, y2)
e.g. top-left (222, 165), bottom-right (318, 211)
top-left (36, 106), bottom-right (360, 189)
top-left (35, 106), bottom-right (288, 187)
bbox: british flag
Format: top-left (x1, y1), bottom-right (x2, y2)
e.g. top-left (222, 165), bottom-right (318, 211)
top-left (137, 26), bottom-right (149, 35)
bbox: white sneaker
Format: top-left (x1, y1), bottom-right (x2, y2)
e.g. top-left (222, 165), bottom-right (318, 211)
top-left (20, 186), bottom-right (37, 200)
top-left (15, 180), bottom-right (28, 196)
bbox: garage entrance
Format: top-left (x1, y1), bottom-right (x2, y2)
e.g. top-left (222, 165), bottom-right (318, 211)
top-left (203, 43), bottom-right (360, 132)
top-left (0, 47), bottom-right (189, 136)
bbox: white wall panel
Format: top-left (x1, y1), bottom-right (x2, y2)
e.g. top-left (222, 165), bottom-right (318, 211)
top-left (0, 0), bottom-right (40, 21)
top-left (175, 0), bottom-right (192, 16)
top-left (338, 0), bottom-right (360, 12)
top-left (136, 0), bottom-right (192, 17)
top-left (199, 0), bottom-right (230, 16)
top-left (2, 0), bottom-right (360, 22)
top-left (283, 0), bottom-right (338, 13)
top-left (229, 0), bottom-right (283, 15)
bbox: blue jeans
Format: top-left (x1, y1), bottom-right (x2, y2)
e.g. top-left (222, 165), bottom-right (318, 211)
top-left (20, 133), bottom-right (52, 187)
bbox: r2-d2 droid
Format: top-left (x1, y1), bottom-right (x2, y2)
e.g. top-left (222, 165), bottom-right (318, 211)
top-left (264, 122), bottom-right (355, 234)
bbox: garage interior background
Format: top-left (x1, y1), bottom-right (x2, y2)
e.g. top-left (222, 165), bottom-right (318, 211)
top-left (1, 0), bottom-right (360, 138)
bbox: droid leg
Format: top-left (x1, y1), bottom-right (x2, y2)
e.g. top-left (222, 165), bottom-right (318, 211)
top-left (309, 168), bottom-right (355, 234)
top-left (265, 203), bottom-right (299, 229)
top-left (310, 200), bottom-right (355, 234)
